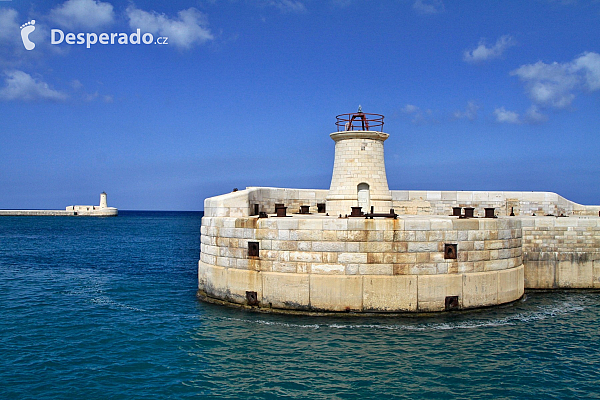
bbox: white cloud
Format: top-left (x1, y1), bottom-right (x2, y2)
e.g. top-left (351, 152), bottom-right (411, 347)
top-left (402, 104), bottom-right (420, 114)
top-left (493, 105), bottom-right (548, 125)
top-left (463, 35), bottom-right (516, 63)
top-left (453, 101), bottom-right (479, 120)
top-left (126, 6), bottom-right (213, 49)
top-left (401, 104), bottom-right (434, 124)
top-left (510, 52), bottom-right (600, 109)
top-left (494, 107), bottom-right (520, 124)
top-left (269, 0), bottom-right (306, 13)
top-left (50, 0), bottom-right (115, 29)
top-left (413, 0), bottom-right (444, 14)
top-left (572, 51), bottom-right (600, 91)
top-left (524, 105), bottom-right (548, 124)
top-left (0, 8), bottom-right (20, 44)
top-left (0, 70), bottom-right (67, 101)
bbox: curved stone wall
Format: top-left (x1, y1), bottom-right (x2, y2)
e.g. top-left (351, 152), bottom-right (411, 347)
top-left (199, 215), bottom-right (524, 313)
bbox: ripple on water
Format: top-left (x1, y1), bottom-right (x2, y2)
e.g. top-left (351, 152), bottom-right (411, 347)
top-left (1, 214), bottom-right (600, 399)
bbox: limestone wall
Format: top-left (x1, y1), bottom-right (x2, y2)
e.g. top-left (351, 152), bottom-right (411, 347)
top-left (522, 216), bottom-right (600, 289)
top-left (203, 187), bottom-right (600, 219)
top-left (203, 187), bottom-right (328, 218)
top-left (199, 215), bottom-right (524, 312)
top-left (391, 190), bottom-right (600, 217)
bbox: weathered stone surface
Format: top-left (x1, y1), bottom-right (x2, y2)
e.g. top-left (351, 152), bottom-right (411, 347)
top-left (309, 275), bottom-right (363, 311)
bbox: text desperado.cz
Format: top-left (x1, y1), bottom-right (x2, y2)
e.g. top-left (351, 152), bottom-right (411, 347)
top-left (51, 29), bottom-right (168, 48)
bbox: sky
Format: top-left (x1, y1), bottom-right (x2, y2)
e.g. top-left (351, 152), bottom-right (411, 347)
top-left (0, 0), bottom-right (599, 211)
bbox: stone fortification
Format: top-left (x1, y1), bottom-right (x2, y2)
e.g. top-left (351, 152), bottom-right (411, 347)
top-left (0, 192), bottom-right (118, 217)
top-left (199, 212), bottom-right (524, 312)
top-left (198, 110), bottom-right (600, 314)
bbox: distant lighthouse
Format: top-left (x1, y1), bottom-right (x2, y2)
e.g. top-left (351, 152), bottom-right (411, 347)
top-left (99, 192), bottom-right (108, 209)
top-left (326, 107), bottom-right (392, 216)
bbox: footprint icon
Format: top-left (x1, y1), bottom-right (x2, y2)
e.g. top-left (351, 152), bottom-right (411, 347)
top-left (20, 20), bottom-right (36, 51)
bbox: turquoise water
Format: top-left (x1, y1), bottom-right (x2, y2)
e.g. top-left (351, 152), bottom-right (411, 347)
top-left (1, 212), bottom-right (600, 399)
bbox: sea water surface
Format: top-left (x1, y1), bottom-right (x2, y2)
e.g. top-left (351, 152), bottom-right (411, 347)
top-left (1, 211), bottom-right (600, 399)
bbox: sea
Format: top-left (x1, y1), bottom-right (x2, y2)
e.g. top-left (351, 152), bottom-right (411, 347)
top-left (1, 211), bottom-right (599, 399)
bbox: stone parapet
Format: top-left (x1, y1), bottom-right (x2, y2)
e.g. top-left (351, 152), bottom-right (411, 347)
top-left (391, 190), bottom-right (600, 217)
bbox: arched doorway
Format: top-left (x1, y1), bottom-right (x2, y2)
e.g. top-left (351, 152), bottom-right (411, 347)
top-left (357, 183), bottom-right (370, 212)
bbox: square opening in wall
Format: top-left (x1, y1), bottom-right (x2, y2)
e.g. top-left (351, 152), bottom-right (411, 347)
top-left (248, 241), bottom-right (259, 257)
top-left (445, 296), bottom-right (459, 310)
top-left (444, 243), bottom-right (457, 259)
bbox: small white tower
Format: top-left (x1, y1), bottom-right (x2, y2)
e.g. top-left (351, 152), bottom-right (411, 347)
top-left (326, 109), bottom-right (392, 216)
top-left (99, 192), bottom-right (108, 209)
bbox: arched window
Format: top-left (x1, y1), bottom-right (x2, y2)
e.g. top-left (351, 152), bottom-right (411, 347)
top-left (357, 182), bottom-right (370, 212)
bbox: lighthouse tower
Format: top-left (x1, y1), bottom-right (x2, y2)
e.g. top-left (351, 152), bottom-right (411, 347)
top-left (326, 107), bottom-right (392, 216)
top-left (99, 192), bottom-right (108, 209)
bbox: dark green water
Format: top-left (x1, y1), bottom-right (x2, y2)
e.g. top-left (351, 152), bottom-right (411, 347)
top-left (1, 212), bottom-right (599, 399)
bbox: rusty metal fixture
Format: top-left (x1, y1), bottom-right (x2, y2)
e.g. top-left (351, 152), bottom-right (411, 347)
top-left (444, 244), bottom-right (458, 260)
top-left (464, 207), bottom-right (475, 218)
top-left (452, 207), bottom-right (462, 216)
top-left (510, 207), bottom-right (515, 216)
top-left (248, 242), bottom-right (259, 257)
top-left (246, 291), bottom-right (258, 306)
top-left (317, 203), bottom-right (326, 213)
top-left (445, 296), bottom-right (459, 311)
top-left (299, 205), bottom-right (310, 214)
top-left (363, 208), bottom-right (398, 219)
top-left (350, 206), bottom-right (363, 217)
top-left (274, 203), bottom-right (284, 213)
top-left (336, 109), bottom-right (384, 132)
top-left (258, 211), bottom-right (268, 218)
top-left (276, 206), bottom-right (287, 217)
top-left (484, 207), bottom-right (496, 218)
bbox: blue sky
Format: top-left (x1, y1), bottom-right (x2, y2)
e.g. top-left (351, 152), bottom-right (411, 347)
top-left (1, 0), bottom-right (599, 210)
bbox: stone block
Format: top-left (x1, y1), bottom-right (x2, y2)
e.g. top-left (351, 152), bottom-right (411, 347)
top-left (298, 219), bottom-right (323, 230)
top-left (312, 241), bottom-right (346, 252)
top-left (272, 262), bottom-right (298, 273)
top-left (262, 272), bottom-right (310, 310)
top-left (497, 266), bottom-right (524, 304)
top-left (363, 275), bottom-right (417, 311)
top-left (359, 264), bottom-right (393, 275)
top-left (288, 251), bottom-right (321, 263)
top-left (557, 260), bottom-right (593, 288)
top-left (311, 264), bottom-right (345, 275)
top-left (462, 271), bottom-right (498, 308)
top-left (338, 252), bottom-right (368, 264)
top-left (309, 275), bottom-right (363, 311)
top-left (524, 260), bottom-right (556, 289)
top-left (430, 218), bottom-right (453, 230)
top-left (453, 218), bottom-right (479, 230)
top-left (405, 219), bottom-right (431, 231)
top-left (199, 262), bottom-right (228, 299)
top-left (227, 268), bottom-right (262, 304)
top-left (417, 274), bottom-right (462, 312)
top-left (407, 242), bottom-right (438, 252)
top-left (593, 261), bottom-right (600, 288)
